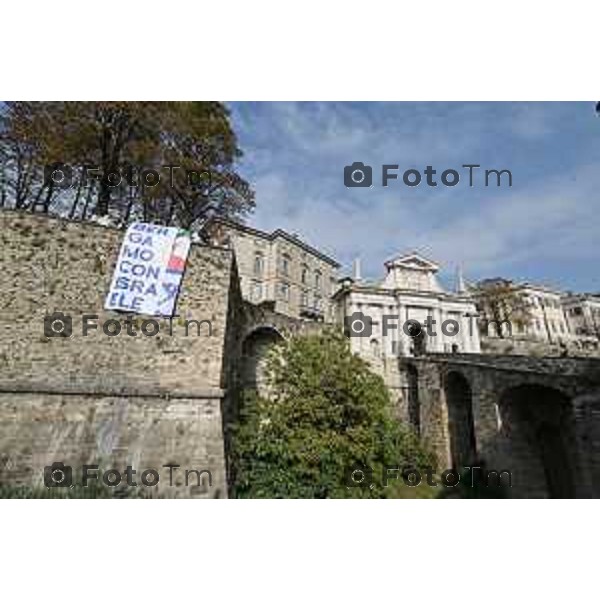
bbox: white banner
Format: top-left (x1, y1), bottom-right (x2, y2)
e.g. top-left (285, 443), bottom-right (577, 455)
top-left (104, 222), bottom-right (191, 317)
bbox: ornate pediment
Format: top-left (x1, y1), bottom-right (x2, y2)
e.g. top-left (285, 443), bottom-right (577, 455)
top-left (384, 252), bottom-right (440, 272)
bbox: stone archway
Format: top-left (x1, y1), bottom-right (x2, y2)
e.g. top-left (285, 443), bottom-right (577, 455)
top-left (498, 384), bottom-right (577, 498)
top-left (240, 326), bottom-right (285, 394)
top-left (444, 371), bottom-right (477, 469)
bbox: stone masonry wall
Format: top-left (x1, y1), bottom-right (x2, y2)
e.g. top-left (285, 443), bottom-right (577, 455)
top-left (0, 211), bottom-right (241, 497)
top-left (406, 354), bottom-right (600, 497)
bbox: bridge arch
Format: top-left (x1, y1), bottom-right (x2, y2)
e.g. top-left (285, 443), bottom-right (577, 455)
top-left (240, 325), bottom-right (285, 392)
top-left (497, 383), bottom-right (577, 498)
top-left (444, 370), bottom-right (477, 469)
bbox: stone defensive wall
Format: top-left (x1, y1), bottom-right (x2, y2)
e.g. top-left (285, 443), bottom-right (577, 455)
top-left (0, 211), bottom-right (246, 497)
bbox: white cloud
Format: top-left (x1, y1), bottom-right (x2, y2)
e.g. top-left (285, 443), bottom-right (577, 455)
top-left (232, 102), bottom-right (599, 291)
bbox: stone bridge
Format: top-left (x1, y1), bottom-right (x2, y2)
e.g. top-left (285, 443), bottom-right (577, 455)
top-left (231, 300), bottom-right (600, 498)
top-left (401, 353), bottom-right (600, 498)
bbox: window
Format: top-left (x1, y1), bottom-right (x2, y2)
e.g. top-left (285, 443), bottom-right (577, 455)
top-left (370, 339), bottom-right (380, 357)
top-left (314, 270), bottom-right (321, 290)
top-left (253, 252), bottom-right (264, 276)
top-left (314, 294), bottom-right (322, 311)
top-left (280, 253), bottom-right (291, 276)
top-left (301, 291), bottom-right (308, 307)
top-left (574, 307), bottom-right (583, 316)
top-left (301, 264), bottom-right (308, 285)
top-left (278, 282), bottom-right (290, 301)
top-left (251, 281), bottom-right (263, 302)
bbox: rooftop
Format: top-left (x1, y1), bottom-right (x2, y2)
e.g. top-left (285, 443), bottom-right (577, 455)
top-left (207, 217), bottom-right (341, 268)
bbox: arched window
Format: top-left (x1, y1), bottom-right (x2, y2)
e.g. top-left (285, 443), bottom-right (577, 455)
top-left (370, 338), bottom-right (380, 357)
top-left (301, 264), bottom-right (308, 285)
top-left (254, 252), bottom-right (264, 276)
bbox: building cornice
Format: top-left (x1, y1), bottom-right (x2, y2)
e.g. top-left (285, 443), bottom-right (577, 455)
top-left (333, 282), bottom-right (475, 305)
top-left (207, 217), bottom-right (341, 268)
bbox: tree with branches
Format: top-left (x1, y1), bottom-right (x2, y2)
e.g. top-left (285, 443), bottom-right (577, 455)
top-left (0, 101), bottom-right (254, 232)
top-left (472, 278), bottom-right (534, 338)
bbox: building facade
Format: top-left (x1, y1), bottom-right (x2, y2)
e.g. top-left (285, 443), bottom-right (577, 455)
top-left (562, 293), bottom-right (600, 339)
top-left (518, 284), bottom-right (571, 344)
top-left (205, 218), bottom-right (340, 322)
top-left (333, 252), bottom-right (481, 360)
top-left (474, 278), bottom-right (598, 348)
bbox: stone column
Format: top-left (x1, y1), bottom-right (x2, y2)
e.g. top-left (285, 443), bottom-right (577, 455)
top-left (435, 307), bottom-right (445, 352)
top-left (417, 362), bottom-right (451, 469)
top-left (460, 313), bottom-right (471, 353)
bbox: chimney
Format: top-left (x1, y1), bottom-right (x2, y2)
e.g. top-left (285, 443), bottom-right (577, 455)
top-left (456, 265), bottom-right (467, 294)
top-left (352, 257), bottom-right (362, 281)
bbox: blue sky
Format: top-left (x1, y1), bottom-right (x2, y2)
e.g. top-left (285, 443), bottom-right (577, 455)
top-left (228, 102), bottom-right (600, 293)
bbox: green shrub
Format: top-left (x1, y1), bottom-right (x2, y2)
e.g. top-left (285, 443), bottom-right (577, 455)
top-left (230, 330), bottom-right (436, 498)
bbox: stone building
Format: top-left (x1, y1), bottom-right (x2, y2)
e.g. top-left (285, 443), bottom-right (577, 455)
top-left (473, 278), bottom-right (598, 351)
top-left (205, 218), bottom-right (340, 323)
top-left (562, 293), bottom-right (600, 340)
top-left (333, 252), bottom-right (481, 360)
top-left (518, 283), bottom-right (570, 343)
